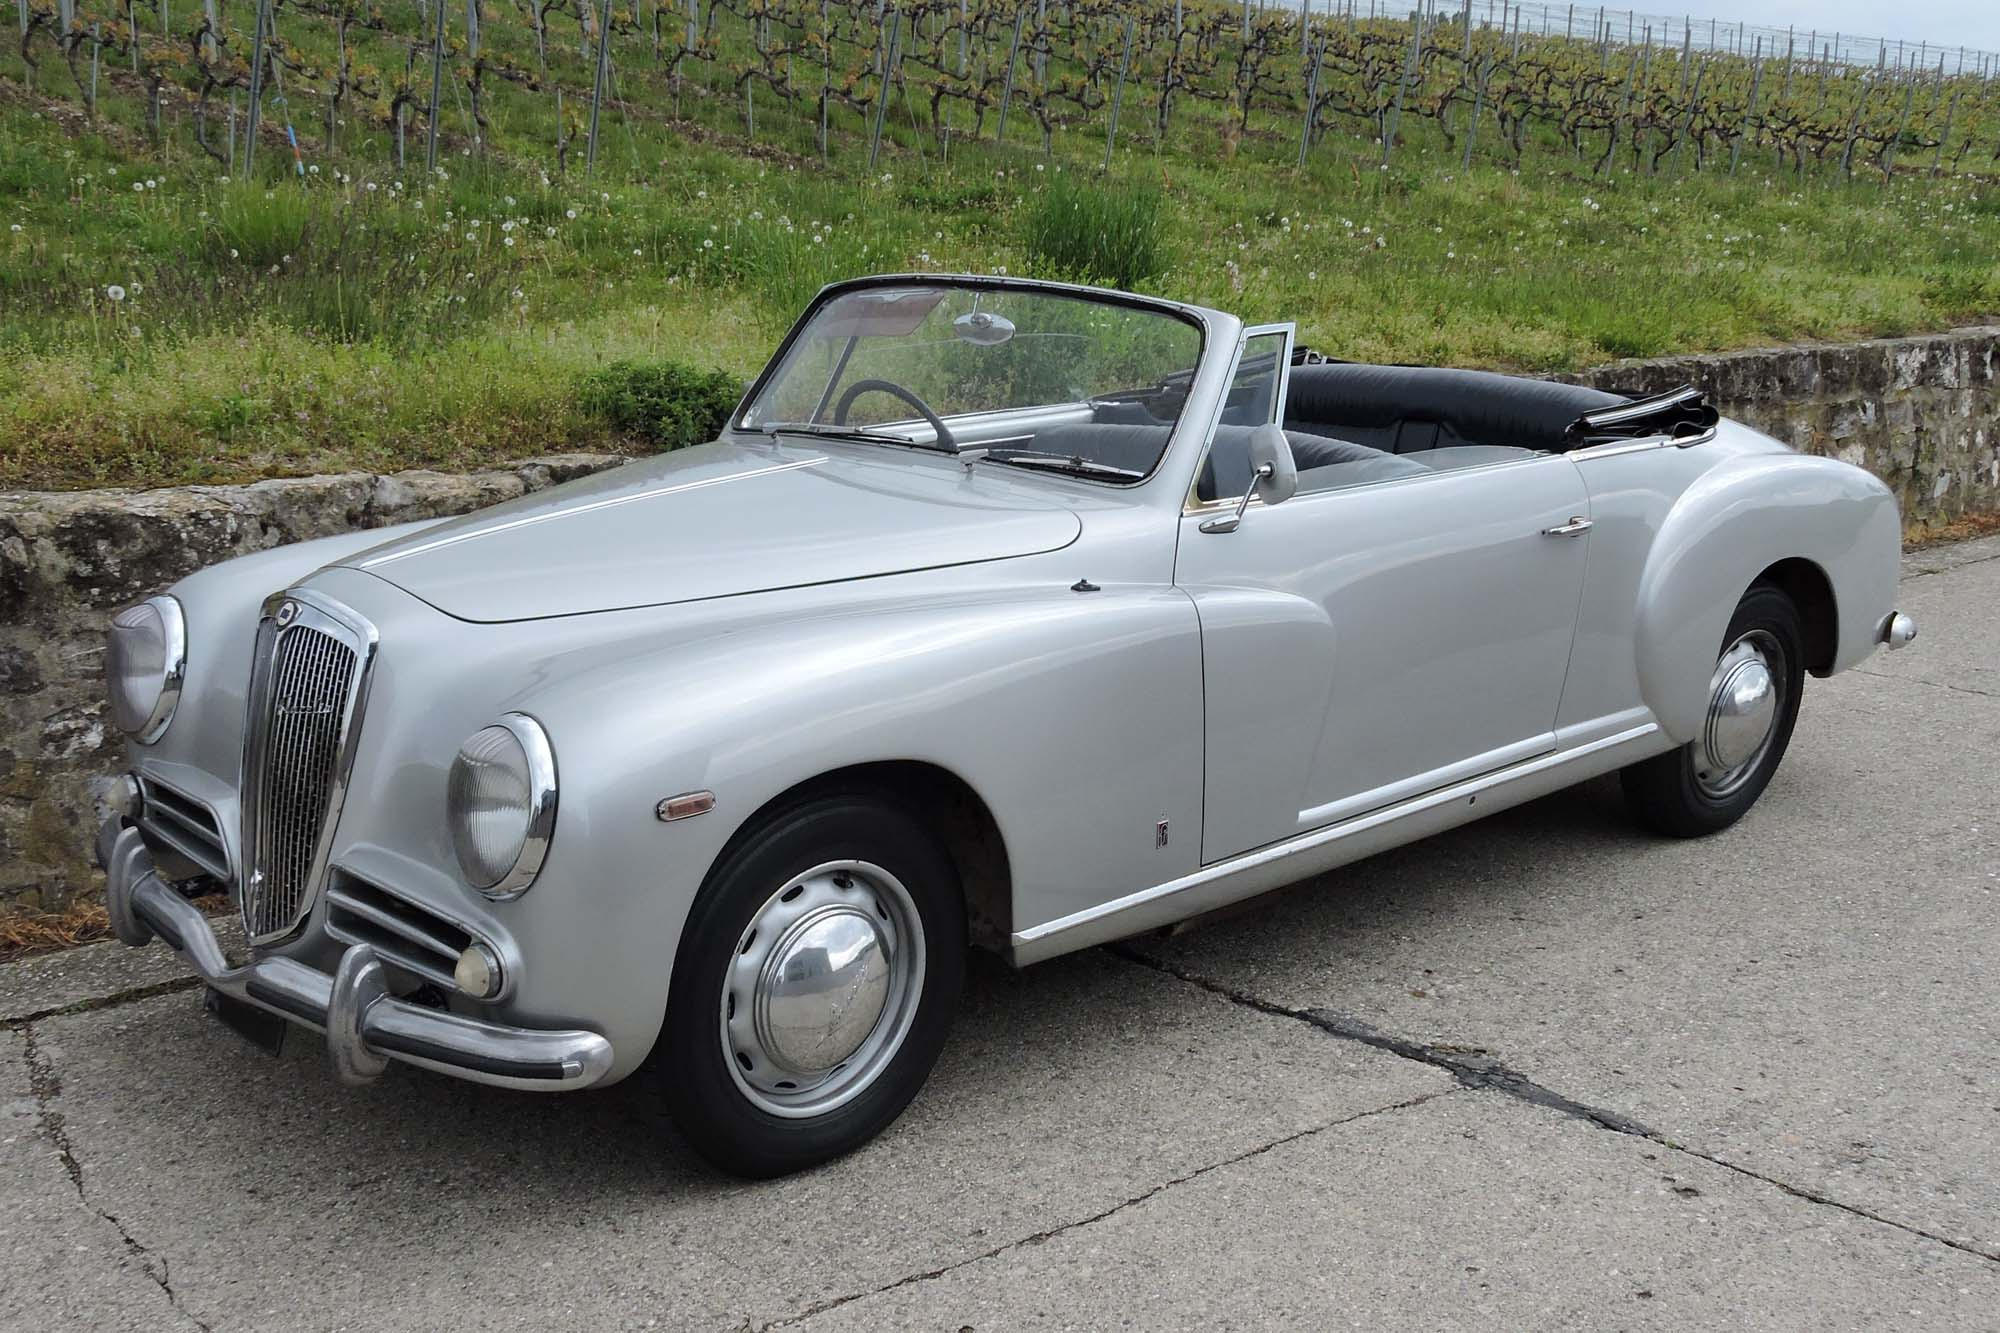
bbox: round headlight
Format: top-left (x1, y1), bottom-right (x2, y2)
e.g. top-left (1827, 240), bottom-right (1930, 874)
top-left (447, 714), bottom-right (557, 898)
top-left (106, 596), bottom-right (187, 744)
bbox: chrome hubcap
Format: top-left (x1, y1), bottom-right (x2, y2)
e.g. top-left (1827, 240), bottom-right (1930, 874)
top-left (1694, 630), bottom-right (1785, 798)
top-left (721, 860), bottom-right (924, 1118)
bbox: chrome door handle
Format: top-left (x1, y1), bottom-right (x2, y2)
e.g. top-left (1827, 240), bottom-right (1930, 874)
top-left (1541, 516), bottom-right (1593, 537)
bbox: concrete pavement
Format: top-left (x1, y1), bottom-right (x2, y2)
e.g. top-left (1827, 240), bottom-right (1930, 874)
top-left (3, 537), bottom-right (1997, 1330)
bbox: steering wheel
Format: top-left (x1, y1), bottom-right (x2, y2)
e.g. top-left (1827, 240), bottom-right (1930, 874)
top-left (831, 379), bottom-right (957, 451)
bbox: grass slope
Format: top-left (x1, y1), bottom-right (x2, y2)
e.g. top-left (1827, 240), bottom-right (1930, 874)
top-left (2, 1), bottom-right (1998, 490)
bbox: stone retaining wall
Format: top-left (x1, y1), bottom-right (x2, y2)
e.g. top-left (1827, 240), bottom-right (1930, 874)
top-left (4, 323), bottom-right (1998, 913)
top-left (1569, 325), bottom-right (2000, 526)
top-left (1, 455), bottom-right (627, 913)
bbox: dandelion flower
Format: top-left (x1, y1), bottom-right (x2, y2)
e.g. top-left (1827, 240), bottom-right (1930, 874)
top-left (107, 284), bottom-right (126, 301)
top-left (505, 236), bottom-right (515, 247)
top-left (565, 208), bottom-right (578, 220)
top-left (8, 224), bottom-right (19, 233)
top-left (133, 182), bottom-right (145, 192)
top-left (546, 226), bottom-right (557, 238)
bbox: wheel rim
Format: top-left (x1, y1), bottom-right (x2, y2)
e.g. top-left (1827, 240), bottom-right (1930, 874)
top-left (1693, 629), bottom-right (1787, 799)
top-left (720, 859), bottom-right (925, 1119)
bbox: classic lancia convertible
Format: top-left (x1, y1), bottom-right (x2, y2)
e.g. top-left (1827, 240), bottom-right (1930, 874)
top-left (98, 275), bottom-right (1915, 1176)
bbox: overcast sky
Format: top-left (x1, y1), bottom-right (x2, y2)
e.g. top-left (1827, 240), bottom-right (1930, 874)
top-left (1677, 1), bottom-right (2000, 55)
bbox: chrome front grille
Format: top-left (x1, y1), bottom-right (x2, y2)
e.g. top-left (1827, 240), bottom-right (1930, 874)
top-left (239, 592), bottom-right (378, 944)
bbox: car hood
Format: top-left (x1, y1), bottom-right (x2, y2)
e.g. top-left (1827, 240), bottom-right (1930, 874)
top-left (341, 439), bottom-right (1084, 622)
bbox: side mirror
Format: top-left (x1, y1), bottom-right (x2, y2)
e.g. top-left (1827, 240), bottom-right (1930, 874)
top-left (1201, 424), bottom-right (1298, 533)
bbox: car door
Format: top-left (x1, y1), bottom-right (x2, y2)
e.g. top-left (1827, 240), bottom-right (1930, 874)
top-left (1177, 329), bottom-right (1593, 864)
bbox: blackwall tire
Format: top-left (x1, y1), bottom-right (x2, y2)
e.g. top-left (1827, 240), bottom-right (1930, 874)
top-left (1620, 585), bottom-right (1805, 839)
top-left (638, 793), bottom-right (965, 1178)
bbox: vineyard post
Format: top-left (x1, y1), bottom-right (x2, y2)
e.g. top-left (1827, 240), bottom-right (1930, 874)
top-left (1932, 87), bottom-right (1957, 176)
top-left (1383, 0), bottom-right (1422, 168)
top-left (1670, 55), bottom-right (1702, 174)
top-left (424, 0), bottom-right (444, 175)
top-left (1103, 16), bottom-right (1132, 171)
top-left (587, 0), bottom-right (612, 173)
top-left (228, 91), bottom-right (237, 171)
top-left (1838, 74), bottom-right (1868, 178)
top-left (201, 0), bottom-right (214, 60)
top-left (958, 0), bottom-right (966, 73)
top-left (1034, 0), bottom-right (1044, 86)
top-left (1461, 49), bottom-right (1488, 170)
top-left (88, 22), bottom-right (99, 115)
top-left (128, 0), bottom-right (137, 73)
top-left (15, 0), bottom-right (24, 40)
top-left (245, 0), bottom-right (268, 175)
top-left (1880, 73), bottom-right (1915, 182)
top-left (1730, 37), bottom-right (1762, 174)
top-left (868, 6), bottom-right (900, 170)
top-left (1297, 31), bottom-right (1324, 167)
top-left (996, 6), bottom-right (1023, 144)
top-left (818, 0), bottom-right (829, 160)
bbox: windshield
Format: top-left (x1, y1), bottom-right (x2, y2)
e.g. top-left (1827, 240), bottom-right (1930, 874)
top-left (739, 283), bottom-right (1205, 483)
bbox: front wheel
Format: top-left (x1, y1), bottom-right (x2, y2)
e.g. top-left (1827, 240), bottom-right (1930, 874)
top-left (639, 793), bottom-right (965, 1178)
top-left (1620, 584), bottom-right (1805, 838)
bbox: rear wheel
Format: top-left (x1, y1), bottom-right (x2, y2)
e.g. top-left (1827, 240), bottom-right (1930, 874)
top-left (639, 793), bottom-right (965, 1178)
top-left (1620, 585), bottom-right (1805, 838)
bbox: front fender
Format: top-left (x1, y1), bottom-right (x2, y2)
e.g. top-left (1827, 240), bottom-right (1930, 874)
top-left (1635, 451), bottom-right (1899, 743)
top-left (528, 583), bottom-right (1206, 956)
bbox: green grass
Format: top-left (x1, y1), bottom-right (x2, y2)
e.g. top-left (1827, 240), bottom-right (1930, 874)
top-left (2, 2), bottom-right (1997, 490)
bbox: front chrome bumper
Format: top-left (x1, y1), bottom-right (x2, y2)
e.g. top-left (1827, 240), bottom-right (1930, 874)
top-left (99, 821), bottom-right (614, 1092)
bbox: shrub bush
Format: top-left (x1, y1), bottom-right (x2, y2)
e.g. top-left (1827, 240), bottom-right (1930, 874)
top-left (1019, 173), bottom-right (1166, 291)
top-left (577, 360), bottom-right (744, 449)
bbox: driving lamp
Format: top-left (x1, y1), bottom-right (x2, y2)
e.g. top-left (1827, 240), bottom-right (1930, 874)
top-left (447, 714), bottom-right (557, 898)
top-left (106, 596), bottom-right (187, 744)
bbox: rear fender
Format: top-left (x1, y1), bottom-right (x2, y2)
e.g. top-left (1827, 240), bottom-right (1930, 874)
top-left (1636, 453), bottom-right (1899, 743)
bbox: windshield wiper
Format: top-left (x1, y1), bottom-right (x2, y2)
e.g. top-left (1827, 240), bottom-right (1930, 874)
top-left (760, 423), bottom-right (954, 452)
top-left (978, 448), bottom-right (1145, 481)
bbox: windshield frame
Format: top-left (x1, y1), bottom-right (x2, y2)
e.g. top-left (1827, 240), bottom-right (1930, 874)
top-left (730, 274), bottom-right (1221, 488)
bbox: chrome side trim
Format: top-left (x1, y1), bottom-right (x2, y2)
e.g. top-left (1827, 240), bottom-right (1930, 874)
top-left (238, 588), bottom-right (379, 945)
top-left (1010, 722), bottom-right (1665, 965)
top-left (358, 457), bottom-right (827, 568)
top-left (1567, 424), bottom-right (1718, 461)
top-left (101, 824), bottom-right (613, 1092)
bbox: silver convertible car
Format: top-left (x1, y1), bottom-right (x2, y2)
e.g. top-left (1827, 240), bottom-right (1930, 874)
top-left (97, 275), bottom-right (1915, 1176)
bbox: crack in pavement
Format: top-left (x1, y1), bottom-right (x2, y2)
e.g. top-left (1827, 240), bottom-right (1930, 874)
top-left (1850, 667), bottom-right (1997, 700)
top-left (2, 975), bottom-right (204, 1029)
top-left (759, 1087), bottom-right (1462, 1329)
top-left (1110, 946), bottom-right (2000, 1269)
top-left (19, 1023), bottom-right (215, 1332)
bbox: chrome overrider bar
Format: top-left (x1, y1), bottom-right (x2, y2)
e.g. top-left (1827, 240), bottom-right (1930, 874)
top-left (98, 821), bottom-right (614, 1092)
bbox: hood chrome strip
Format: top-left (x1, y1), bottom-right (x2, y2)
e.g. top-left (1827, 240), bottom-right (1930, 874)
top-left (357, 456), bottom-right (827, 569)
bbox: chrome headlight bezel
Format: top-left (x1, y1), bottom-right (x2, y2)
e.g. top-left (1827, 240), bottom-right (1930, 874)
top-left (446, 713), bottom-right (558, 900)
top-left (106, 595), bottom-right (187, 745)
